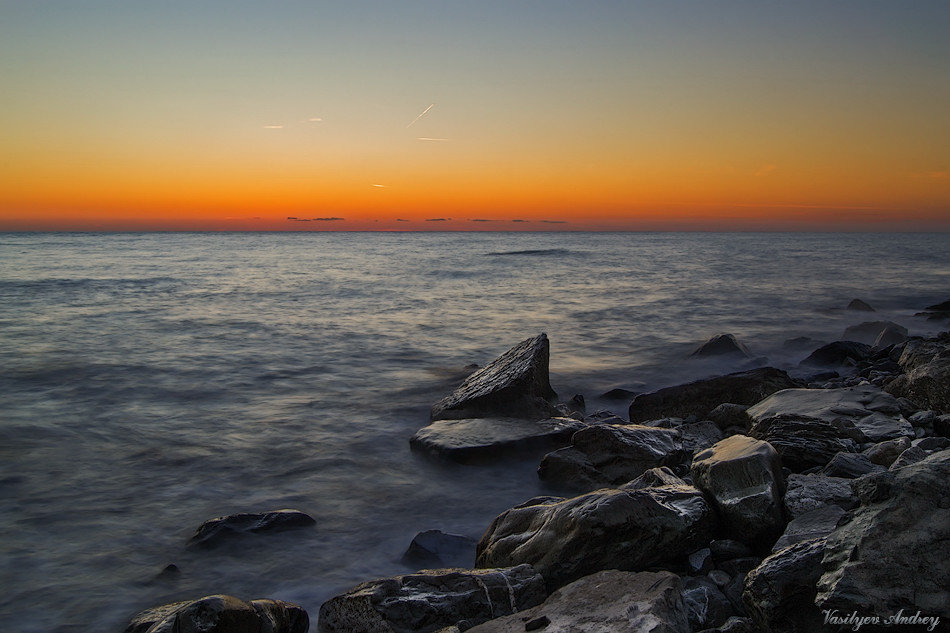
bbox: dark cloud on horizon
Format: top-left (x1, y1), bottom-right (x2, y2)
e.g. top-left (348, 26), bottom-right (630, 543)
top-left (469, 219), bottom-right (496, 222)
top-left (396, 219), bottom-right (410, 222)
top-left (540, 220), bottom-right (567, 224)
top-left (511, 219), bottom-right (529, 223)
top-left (425, 218), bottom-right (448, 221)
top-left (286, 216), bottom-right (345, 222)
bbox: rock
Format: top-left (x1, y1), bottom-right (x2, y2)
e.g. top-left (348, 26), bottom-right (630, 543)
top-left (690, 333), bottom-right (751, 358)
top-left (124, 595), bottom-right (308, 633)
top-left (188, 510), bottom-right (315, 549)
top-left (842, 321), bottom-right (908, 345)
top-left (742, 538), bottom-right (826, 633)
top-left (621, 466), bottom-right (688, 490)
top-left (463, 570), bottom-right (691, 633)
top-left (873, 325), bottom-right (909, 349)
top-left (687, 548), bottom-right (714, 575)
top-left (682, 576), bottom-right (734, 631)
top-left (475, 484), bottom-right (715, 591)
top-left (771, 505), bottom-right (847, 553)
top-left (402, 530), bottom-right (477, 569)
top-left (816, 451), bottom-right (950, 619)
top-left (820, 452), bottom-right (885, 478)
top-left (718, 558), bottom-right (762, 577)
top-left (317, 565), bottom-right (546, 633)
top-left (915, 299), bottom-right (950, 320)
top-left (690, 435), bottom-right (786, 551)
top-left (748, 414), bottom-right (856, 472)
top-left (430, 334), bottom-right (558, 421)
top-left (847, 299), bottom-right (875, 312)
top-left (862, 437), bottom-right (912, 467)
top-left (409, 417), bottom-right (585, 463)
top-left (888, 445), bottom-right (930, 470)
top-left (707, 403), bottom-right (751, 431)
top-left (782, 474), bottom-right (857, 519)
top-left (709, 540), bottom-right (754, 564)
top-left (914, 436), bottom-right (950, 451)
top-left (600, 387), bottom-right (639, 400)
top-left (708, 570), bottom-right (732, 588)
top-left (629, 368), bottom-right (798, 424)
top-left (800, 341), bottom-right (871, 367)
top-left (937, 415), bottom-right (950, 438)
top-left (695, 616), bottom-right (758, 633)
top-left (678, 420), bottom-right (724, 454)
top-left (885, 334), bottom-right (950, 413)
top-left (537, 424), bottom-right (685, 492)
top-left (909, 409), bottom-right (936, 430)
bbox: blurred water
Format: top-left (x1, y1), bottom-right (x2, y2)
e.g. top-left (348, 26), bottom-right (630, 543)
top-left (0, 231), bottom-right (947, 632)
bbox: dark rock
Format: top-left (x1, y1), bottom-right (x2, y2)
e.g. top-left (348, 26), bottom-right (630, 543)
top-left (188, 510), bottom-right (315, 549)
top-left (690, 333), bottom-right (751, 358)
top-left (749, 414), bottom-right (856, 472)
top-left (915, 299), bottom-right (950, 320)
top-left (124, 595), bottom-right (308, 633)
top-left (800, 340), bottom-right (871, 367)
top-left (821, 452), bottom-right (886, 478)
top-left (524, 615), bottom-right (550, 631)
top-left (475, 484), bottom-right (715, 591)
top-left (909, 409), bottom-right (936, 430)
top-left (682, 576), bottom-right (734, 631)
top-left (707, 404), bottom-right (750, 432)
top-left (842, 321), bottom-right (907, 345)
top-left (718, 558), bottom-right (762, 577)
top-left (742, 538), bottom-right (826, 633)
top-left (431, 334), bottom-right (558, 421)
top-left (687, 548), bottom-right (714, 575)
top-left (695, 616), bottom-right (758, 633)
top-left (722, 573), bottom-right (748, 616)
top-left (709, 540), bottom-right (754, 564)
top-left (678, 420), bottom-right (724, 454)
top-left (851, 470), bottom-right (897, 505)
top-left (317, 565), bottom-right (546, 633)
top-left (914, 436), bottom-right (950, 451)
top-left (708, 570), bottom-right (732, 588)
top-left (816, 451), bottom-right (950, 619)
top-left (888, 445), bottom-right (930, 470)
top-left (402, 530), bottom-right (477, 569)
top-left (771, 505), bottom-right (846, 553)
top-left (565, 394), bottom-right (585, 414)
top-left (600, 387), bottom-right (639, 400)
top-left (621, 466), bottom-right (687, 490)
top-left (782, 474), bottom-right (857, 519)
top-left (690, 435), bottom-right (786, 550)
top-left (847, 299), bottom-right (875, 312)
top-left (873, 325), bottom-right (909, 349)
top-left (862, 437), bottom-right (912, 467)
top-left (629, 368), bottom-right (798, 424)
top-left (937, 415), bottom-right (950, 438)
top-left (885, 335), bottom-right (950, 414)
top-left (463, 570), bottom-right (691, 633)
top-left (410, 417), bottom-right (585, 463)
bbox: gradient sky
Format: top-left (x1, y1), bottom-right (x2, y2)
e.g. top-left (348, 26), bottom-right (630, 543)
top-left (1, 1), bottom-right (948, 230)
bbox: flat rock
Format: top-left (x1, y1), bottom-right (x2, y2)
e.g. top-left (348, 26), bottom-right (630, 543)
top-left (402, 530), bottom-right (477, 569)
top-left (629, 368), bottom-right (798, 424)
top-left (885, 334), bottom-right (950, 413)
top-left (690, 333), bottom-right (751, 358)
top-left (317, 565), bottom-right (546, 633)
top-left (842, 321), bottom-right (907, 345)
top-left (800, 341), bottom-right (871, 367)
top-left (188, 510), bottom-right (315, 549)
top-left (782, 474), bottom-right (857, 519)
top-left (124, 595), bottom-right (308, 633)
top-left (771, 505), bottom-right (846, 553)
top-left (410, 417), bottom-right (585, 463)
top-left (430, 334), bottom-right (558, 421)
top-left (464, 570), bottom-right (691, 633)
top-left (742, 539), bottom-right (827, 633)
top-left (748, 414), bottom-right (856, 472)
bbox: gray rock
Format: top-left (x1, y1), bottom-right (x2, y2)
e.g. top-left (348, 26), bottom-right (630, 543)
top-left (782, 474), bottom-right (857, 519)
top-left (821, 452), bottom-right (885, 478)
top-left (847, 299), bottom-right (875, 312)
top-left (915, 298), bottom-right (950, 320)
top-left (909, 409), bottom-right (936, 429)
top-left (402, 530), bottom-right (477, 569)
top-left (690, 435), bottom-right (786, 550)
top-left (888, 445), bottom-right (930, 470)
top-left (748, 414), bottom-right (856, 472)
top-left (742, 538), bottom-right (826, 633)
top-left (188, 510), bottom-right (315, 549)
top-left (679, 420), bottom-right (725, 454)
top-left (885, 334), bottom-right (950, 414)
top-left (431, 334), bottom-right (558, 421)
top-left (862, 437), bottom-right (912, 467)
top-left (873, 325), bottom-right (909, 349)
top-left (842, 321), bottom-right (907, 346)
top-left (690, 333), bottom-right (751, 358)
top-left (682, 576), bottom-right (734, 631)
top-left (409, 417), bottom-right (585, 463)
top-left (463, 570), bottom-right (691, 633)
top-left (475, 484), bottom-right (715, 591)
top-left (914, 436), bottom-right (950, 451)
top-left (816, 451), bottom-right (950, 619)
top-left (629, 368), bottom-right (798, 424)
top-left (800, 341), bottom-right (871, 367)
top-left (771, 505), bottom-right (847, 553)
top-left (707, 403), bottom-right (751, 431)
top-left (317, 565), bottom-right (546, 633)
top-left (125, 595), bottom-right (308, 633)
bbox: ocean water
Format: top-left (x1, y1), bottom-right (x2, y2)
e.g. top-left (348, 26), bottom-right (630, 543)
top-left (0, 231), bottom-right (948, 632)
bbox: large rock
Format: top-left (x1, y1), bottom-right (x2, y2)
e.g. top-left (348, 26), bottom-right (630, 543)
top-left (402, 530), bottom-right (477, 569)
top-left (782, 474), bottom-right (857, 519)
top-left (409, 417), bottom-right (584, 463)
top-left (885, 334), bottom-right (950, 413)
top-left (682, 576), bottom-right (734, 631)
top-left (800, 341), bottom-right (871, 367)
top-left (820, 452), bottom-right (885, 479)
top-left (690, 333), bottom-right (751, 358)
top-left (537, 424), bottom-right (685, 491)
top-left (430, 334), bottom-right (558, 421)
top-left (742, 539), bottom-right (826, 633)
top-left (816, 451), bottom-right (950, 619)
top-left (475, 484), bottom-right (715, 591)
top-left (188, 510), bottom-right (315, 549)
top-left (629, 368), bottom-right (798, 424)
top-left (842, 321), bottom-right (907, 345)
top-left (690, 435), bottom-right (786, 550)
top-left (124, 595), bottom-right (308, 633)
top-left (748, 414), bottom-right (856, 472)
top-left (317, 565), bottom-right (546, 633)
top-left (464, 570), bottom-right (691, 633)
top-left (771, 505), bottom-right (846, 553)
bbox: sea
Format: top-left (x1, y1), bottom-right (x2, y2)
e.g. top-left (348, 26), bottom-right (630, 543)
top-left (1, 231), bottom-right (948, 632)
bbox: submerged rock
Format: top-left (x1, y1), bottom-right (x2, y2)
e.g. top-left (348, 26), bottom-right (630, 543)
top-left (847, 298), bottom-right (875, 312)
top-left (842, 321), bottom-right (907, 346)
top-left (402, 530), bottom-right (477, 569)
top-left (409, 417), bottom-right (584, 463)
top-left (690, 333), bottom-right (751, 358)
top-left (124, 595), bottom-right (308, 633)
top-left (188, 510), bottom-right (315, 549)
top-left (430, 334), bottom-right (558, 421)
top-left (914, 299), bottom-right (950, 320)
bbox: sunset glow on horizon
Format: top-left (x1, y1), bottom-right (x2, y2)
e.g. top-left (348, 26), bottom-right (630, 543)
top-left (2, 2), bottom-right (948, 231)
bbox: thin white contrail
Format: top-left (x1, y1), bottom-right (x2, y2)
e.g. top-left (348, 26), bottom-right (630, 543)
top-left (407, 103), bottom-right (434, 128)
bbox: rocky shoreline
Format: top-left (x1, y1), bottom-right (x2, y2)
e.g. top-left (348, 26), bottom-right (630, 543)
top-left (124, 300), bottom-right (950, 633)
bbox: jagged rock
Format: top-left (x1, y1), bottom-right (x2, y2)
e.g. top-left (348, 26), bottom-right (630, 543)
top-left (816, 451), bottom-right (950, 619)
top-left (402, 530), bottom-right (477, 569)
top-left (690, 333), bottom-right (751, 358)
top-left (537, 424), bottom-right (685, 491)
top-left (463, 570), bottom-right (691, 633)
top-left (707, 403), bottom-right (751, 432)
top-left (847, 299), bottom-right (875, 312)
top-left (690, 435), bottom-right (786, 550)
top-left (475, 484), bottom-right (715, 591)
top-left (718, 558), bottom-right (763, 577)
top-left (800, 341), bottom-right (871, 367)
top-left (621, 466), bottom-right (688, 490)
top-left (842, 321), bottom-right (907, 346)
top-left (682, 576), bottom-right (733, 631)
top-left (629, 368), bottom-right (798, 424)
top-left (124, 595), bottom-right (308, 633)
top-left (771, 505), bottom-right (846, 553)
top-left (708, 570), bottom-right (732, 588)
top-left (742, 539), bottom-right (826, 633)
top-left (430, 334), bottom-right (558, 421)
top-left (885, 334), bottom-right (950, 413)
top-left (409, 417), bottom-right (585, 463)
top-left (821, 452), bottom-right (885, 478)
top-left (782, 474), bottom-right (857, 519)
top-left (317, 565), bottom-right (546, 633)
top-left (188, 510), bottom-right (315, 549)
top-left (748, 414), bottom-right (856, 472)
top-left (862, 437), bottom-right (912, 467)
top-left (679, 420), bottom-right (724, 454)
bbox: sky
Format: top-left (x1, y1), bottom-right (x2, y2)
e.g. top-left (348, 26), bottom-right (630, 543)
top-left (1, 1), bottom-right (948, 231)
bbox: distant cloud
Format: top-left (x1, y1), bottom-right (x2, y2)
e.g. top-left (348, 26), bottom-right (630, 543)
top-left (396, 218), bottom-right (410, 222)
top-left (425, 218), bottom-right (447, 222)
top-left (307, 117), bottom-right (323, 122)
top-left (511, 219), bottom-right (529, 223)
top-left (417, 137), bottom-right (450, 142)
top-left (469, 219), bottom-right (495, 222)
top-left (540, 220), bottom-right (567, 224)
top-left (263, 124), bottom-right (284, 129)
top-left (755, 164), bottom-right (777, 177)
top-left (286, 216), bottom-right (298, 220)
top-left (313, 217), bottom-right (345, 221)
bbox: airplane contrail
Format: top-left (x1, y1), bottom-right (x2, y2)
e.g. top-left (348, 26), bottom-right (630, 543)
top-left (407, 103), bottom-right (435, 128)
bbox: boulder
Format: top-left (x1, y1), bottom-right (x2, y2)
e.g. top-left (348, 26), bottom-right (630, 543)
top-left (771, 505), bottom-right (847, 553)
top-left (690, 435), bottom-right (786, 550)
top-left (707, 403), bottom-right (751, 432)
top-left (537, 424), bottom-right (685, 491)
top-left (188, 510), bottom-right (315, 549)
top-left (799, 341), bottom-right (871, 367)
top-left (816, 451), bottom-right (950, 619)
top-left (679, 420), bottom-right (724, 454)
top-left (862, 437), bottom-right (912, 467)
top-left (475, 484), bottom-right (715, 591)
top-left (873, 325), bottom-right (909, 349)
top-left (317, 565), bottom-right (546, 633)
top-left (682, 576), bottom-right (734, 631)
top-left (748, 414), bottom-right (856, 472)
top-left (846, 299), bottom-right (875, 312)
top-left (888, 445), bottom-right (930, 470)
top-left (622, 466), bottom-right (688, 490)
top-left (842, 321), bottom-right (907, 346)
top-left (409, 417), bottom-right (585, 463)
top-left (690, 333), bottom-right (751, 358)
top-left (402, 530), bottom-right (477, 569)
top-left (124, 595), bottom-right (308, 633)
top-left (463, 570), bottom-right (691, 633)
top-left (782, 474), bottom-right (857, 519)
top-left (820, 452), bottom-right (885, 478)
top-left (687, 548), bottom-right (714, 575)
top-left (629, 368), bottom-right (798, 424)
top-left (885, 334), bottom-right (950, 413)
top-left (742, 539), bottom-right (826, 633)
top-left (430, 334), bottom-right (558, 421)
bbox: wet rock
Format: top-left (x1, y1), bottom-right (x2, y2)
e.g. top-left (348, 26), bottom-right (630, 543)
top-left (847, 299), bottom-right (875, 312)
top-left (682, 576), bottom-right (734, 631)
top-left (629, 368), bottom-right (798, 424)
top-left (748, 414), bottom-right (856, 472)
top-left (402, 530), bottom-right (477, 569)
top-left (621, 466), bottom-right (687, 490)
top-left (475, 484), bottom-right (715, 591)
top-left (885, 334), bottom-right (950, 413)
top-left (821, 452), bottom-right (885, 478)
top-left (600, 387), bottom-right (639, 400)
top-left (317, 565), bottom-right (546, 633)
top-left (463, 570), bottom-right (691, 633)
top-left (537, 424), bottom-right (685, 492)
top-left (188, 510), bottom-right (315, 549)
top-left (914, 299), bottom-right (950, 320)
top-left (690, 333), bottom-right (751, 358)
top-left (842, 321), bottom-right (907, 346)
top-left (800, 340), bottom-right (872, 367)
top-left (690, 435), bottom-right (786, 550)
top-left (431, 334), bottom-right (558, 421)
top-left (410, 417), bottom-right (585, 463)
top-left (125, 595), bottom-right (308, 633)
top-left (707, 403), bottom-right (751, 432)
top-left (816, 451), bottom-right (950, 619)
top-left (678, 420), bottom-right (724, 454)
top-left (782, 474), bottom-right (857, 519)
top-left (742, 538), bottom-right (826, 633)
top-left (862, 436), bottom-right (912, 467)
top-left (771, 505), bottom-right (846, 553)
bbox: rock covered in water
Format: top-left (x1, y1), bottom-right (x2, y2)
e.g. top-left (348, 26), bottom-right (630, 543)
top-left (430, 334), bottom-right (558, 421)
top-left (842, 321), bottom-right (907, 345)
top-left (124, 595), bottom-right (308, 633)
top-left (317, 565), bottom-right (546, 633)
top-left (690, 333), bottom-right (751, 358)
top-left (188, 510), bottom-right (315, 549)
top-left (799, 341), bottom-right (871, 367)
top-left (748, 414), bottom-right (856, 472)
top-left (402, 530), bottom-right (477, 569)
top-left (475, 484), bottom-right (715, 591)
top-left (409, 417), bottom-right (585, 463)
top-left (782, 474), bottom-right (857, 519)
top-left (742, 539), bottom-right (827, 633)
top-left (885, 333), bottom-right (950, 413)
